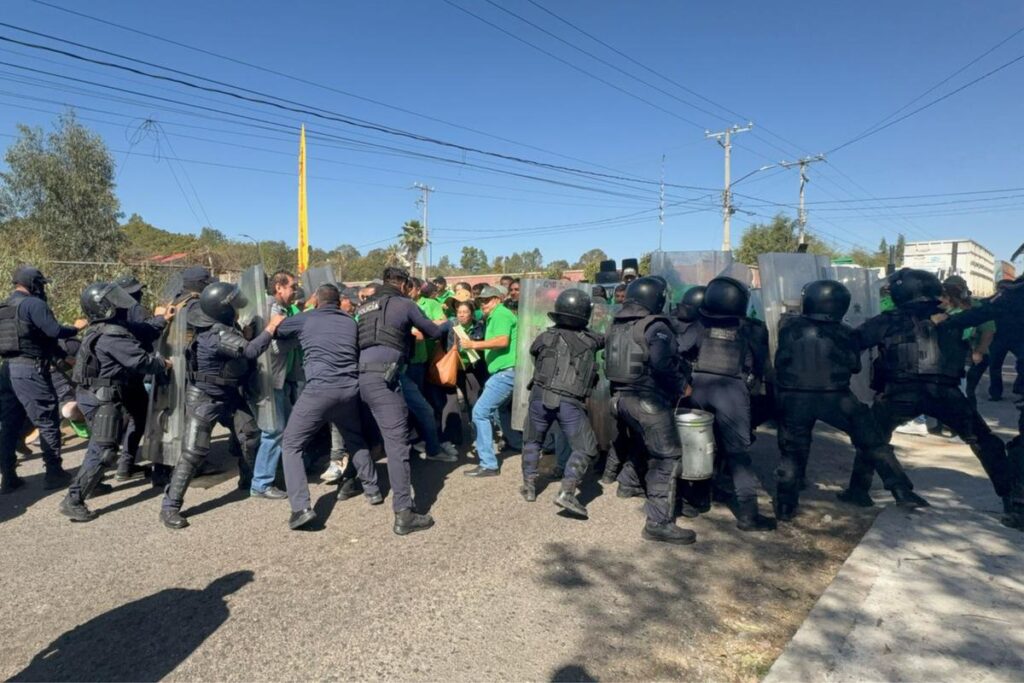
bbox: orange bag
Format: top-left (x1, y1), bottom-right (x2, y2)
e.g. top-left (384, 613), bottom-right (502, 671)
top-left (427, 343), bottom-right (459, 387)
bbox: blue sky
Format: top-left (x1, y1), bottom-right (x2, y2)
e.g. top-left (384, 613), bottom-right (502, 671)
top-left (1, 0), bottom-right (1023, 268)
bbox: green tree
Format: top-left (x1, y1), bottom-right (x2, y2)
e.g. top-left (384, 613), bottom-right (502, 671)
top-left (398, 219), bottom-right (425, 270)
top-left (895, 233), bottom-right (906, 264)
top-left (543, 259), bottom-right (570, 279)
top-left (0, 112), bottom-right (122, 260)
top-left (347, 248), bottom-right (391, 281)
top-left (734, 214), bottom-right (835, 265)
top-left (460, 246), bottom-right (489, 273)
top-left (573, 248), bottom-right (608, 270)
top-left (121, 213), bottom-right (197, 258)
top-left (436, 254), bottom-right (454, 275)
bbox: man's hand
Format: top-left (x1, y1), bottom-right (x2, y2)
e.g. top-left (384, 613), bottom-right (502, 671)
top-left (164, 358), bottom-right (174, 370)
top-left (930, 313), bottom-right (949, 325)
top-left (266, 313), bottom-right (287, 333)
top-left (162, 304), bottom-right (176, 321)
top-left (460, 339), bottom-right (476, 351)
top-left (73, 318), bottom-right (88, 330)
top-left (972, 351), bottom-right (985, 365)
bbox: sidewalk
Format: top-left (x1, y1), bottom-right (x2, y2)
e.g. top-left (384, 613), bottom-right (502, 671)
top-left (766, 399), bottom-right (1024, 682)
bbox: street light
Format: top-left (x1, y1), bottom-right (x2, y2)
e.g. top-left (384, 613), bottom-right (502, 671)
top-left (238, 233), bottom-right (265, 270)
top-left (730, 163), bottom-right (779, 187)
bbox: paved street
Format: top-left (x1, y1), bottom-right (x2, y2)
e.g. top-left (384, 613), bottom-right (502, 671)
top-left (1, 393), bottom-right (1016, 682)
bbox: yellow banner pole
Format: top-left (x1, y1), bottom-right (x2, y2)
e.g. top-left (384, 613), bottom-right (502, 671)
top-left (297, 124), bottom-right (309, 274)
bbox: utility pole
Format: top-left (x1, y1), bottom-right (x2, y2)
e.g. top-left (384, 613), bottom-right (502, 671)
top-left (706, 123), bottom-right (753, 252)
top-left (412, 182), bottom-right (434, 279)
top-left (779, 155), bottom-right (826, 246)
top-left (658, 154), bottom-right (665, 251)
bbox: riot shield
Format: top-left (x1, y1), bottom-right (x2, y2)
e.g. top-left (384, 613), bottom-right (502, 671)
top-left (510, 279), bottom-right (583, 431)
top-left (301, 265), bottom-right (337, 294)
top-left (757, 253), bottom-right (833, 365)
top-left (141, 310), bottom-right (188, 467)
top-left (831, 265), bottom-right (883, 402)
top-left (161, 270), bottom-right (184, 303)
top-left (237, 265), bottom-right (283, 433)
top-left (648, 250), bottom-right (736, 310)
top-left (586, 297), bottom-right (618, 451)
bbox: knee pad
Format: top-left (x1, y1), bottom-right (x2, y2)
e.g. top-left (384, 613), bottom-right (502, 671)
top-left (182, 416), bottom-right (212, 465)
top-left (91, 402), bottom-right (123, 448)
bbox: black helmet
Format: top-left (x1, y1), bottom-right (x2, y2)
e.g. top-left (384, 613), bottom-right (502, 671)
top-left (701, 276), bottom-right (749, 319)
top-left (181, 265), bottom-right (215, 294)
top-left (80, 282), bottom-right (138, 323)
top-left (548, 289), bottom-right (593, 329)
top-left (13, 265), bottom-right (49, 298)
top-left (802, 280), bottom-right (851, 322)
top-left (890, 268), bottom-right (942, 308)
top-left (198, 281), bottom-right (248, 325)
top-left (674, 285), bottom-right (706, 323)
top-left (624, 276), bottom-right (667, 314)
top-left (113, 273), bottom-right (145, 298)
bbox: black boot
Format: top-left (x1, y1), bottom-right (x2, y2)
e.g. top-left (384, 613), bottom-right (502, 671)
top-left (289, 507), bottom-right (317, 530)
top-left (1001, 498), bottom-right (1024, 531)
top-left (116, 461), bottom-right (145, 481)
top-left (0, 472), bottom-right (24, 494)
top-left (554, 489), bottom-right (588, 518)
top-left (59, 493), bottom-right (96, 522)
top-left (159, 508), bottom-right (188, 529)
top-left (892, 488), bottom-right (930, 508)
top-left (642, 521), bottom-right (697, 545)
top-left (837, 487), bottom-right (875, 507)
top-left (163, 460), bottom-right (197, 524)
top-left (43, 468), bottom-right (71, 490)
top-left (393, 508), bottom-right (435, 536)
top-left (735, 496), bottom-right (777, 531)
top-left (774, 498), bottom-right (798, 523)
top-left (520, 479), bottom-right (537, 502)
top-left (336, 477), bottom-right (364, 501)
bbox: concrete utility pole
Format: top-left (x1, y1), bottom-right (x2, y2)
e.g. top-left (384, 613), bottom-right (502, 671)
top-left (658, 154), bottom-right (665, 251)
top-left (706, 123), bottom-right (753, 251)
top-left (779, 155), bottom-right (826, 246)
top-left (412, 182), bottom-right (434, 279)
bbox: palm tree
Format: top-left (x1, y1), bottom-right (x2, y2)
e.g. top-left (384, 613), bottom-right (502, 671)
top-left (398, 220), bottom-right (425, 271)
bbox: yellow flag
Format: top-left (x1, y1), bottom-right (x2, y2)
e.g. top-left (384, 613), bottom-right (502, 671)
top-left (297, 124), bottom-right (309, 274)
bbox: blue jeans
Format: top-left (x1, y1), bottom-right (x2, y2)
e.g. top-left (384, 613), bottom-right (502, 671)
top-left (400, 368), bottom-right (441, 456)
top-left (251, 387), bottom-right (294, 493)
top-left (472, 369), bottom-right (518, 470)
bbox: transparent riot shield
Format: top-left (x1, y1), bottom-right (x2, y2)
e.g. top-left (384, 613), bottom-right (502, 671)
top-left (301, 265), bottom-right (337, 294)
top-left (161, 270), bottom-right (184, 303)
top-left (510, 279), bottom-right (583, 431)
top-left (237, 265), bottom-right (282, 433)
top-left (831, 265), bottom-right (883, 402)
top-left (649, 250), bottom-right (736, 310)
top-left (141, 310), bottom-right (188, 467)
top-left (757, 253), bottom-right (833, 364)
top-left (586, 297), bottom-right (618, 451)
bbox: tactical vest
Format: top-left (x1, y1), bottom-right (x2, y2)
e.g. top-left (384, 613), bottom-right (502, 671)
top-left (532, 327), bottom-right (600, 400)
top-left (882, 315), bottom-right (964, 383)
top-left (694, 322), bottom-right (748, 379)
top-left (73, 323), bottom-right (134, 388)
top-left (187, 323), bottom-right (250, 386)
top-left (0, 294), bottom-right (44, 359)
top-left (605, 315), bottom-right (665, 385)
top-left (775, 317), bottom-right (857, 391)
top-left (356, 295), bottom-right (410, 357)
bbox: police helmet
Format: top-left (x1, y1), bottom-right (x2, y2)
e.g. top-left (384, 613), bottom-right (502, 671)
top-left (624, 276), bottom-right (667, 314)
top-left (547, 289), bottom-right (593, 329)
top-left (890, 268), bottom-right (942, 308)
top-left (198, 281), bottom-right (249, 326)
top-left (701, 276), bottom-right (750, 319)
top-left (12, 265), bottom-right (48, 297)
top-left (80, 282), bottom-right (138, 323)
top-left (674, 285), bottom-right (706, 323)
top-left (802, 280), bottom-right (851, 322)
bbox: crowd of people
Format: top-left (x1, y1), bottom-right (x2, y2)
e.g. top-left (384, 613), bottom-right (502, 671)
top-left (1, 259), bottom-right (1022, 543)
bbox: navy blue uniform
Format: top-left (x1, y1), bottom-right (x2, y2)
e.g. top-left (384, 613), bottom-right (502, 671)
top-left (117, 302), bottom-right (167, 473)
top-left (358, 285), bottom-right (450, 513)
top-left (160, 324), bottom-right (272, 514)
top-left (0, 291), bottom-right (78, 487)
top-left (275, 306), bottom-right (376, 513)
top-left (64, 323), bottom-right (166, 508)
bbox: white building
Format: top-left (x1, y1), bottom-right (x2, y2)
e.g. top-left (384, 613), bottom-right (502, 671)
top-left (902, 239), bottom-right (996, 297)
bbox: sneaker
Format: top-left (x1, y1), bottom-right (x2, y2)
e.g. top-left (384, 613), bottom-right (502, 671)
top-left (320, 461), bottom-right (346, 485)
top-left (68, 421), bottom-right (90, 439)
top-left (440, 442), bottom-right (460, 458)
top-left (421, 445), bottom-right (458, 463)
top-left (895, 421), bottom-right (929, 436)
top-left (251, 486), bottom-right (288, 500)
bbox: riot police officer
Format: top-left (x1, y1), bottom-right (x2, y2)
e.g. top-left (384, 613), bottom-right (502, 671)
top-left (673, 285), bottom-right (705, 331)
top-left (774, 280), bottom-right (925, 520)
top-left (679, 276), bottom-right (775, 531)
top-left (159, 281), bottom-right (283, 529)
top-left (58, 283), bottom-right (170, 522)
top-left (356, 267), bottom-right (451, 536)
top-left (520, 289), bottom-right (603, 518)
top-left (845, 269), bottom-right (1021, 528)
top-left (605, 277), bottom-right (696, 545)
top-left (0, 265), bottom-right (82, 493)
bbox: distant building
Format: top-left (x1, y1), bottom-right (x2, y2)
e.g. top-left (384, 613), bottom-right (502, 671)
top-left (902, 239), bottom-right (996, 297)
top-left (997, 260), bottom-right (1017, 283)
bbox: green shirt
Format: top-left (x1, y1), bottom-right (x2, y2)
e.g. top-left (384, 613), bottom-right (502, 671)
top-left (483, 303), bottom-right (517, 374)
top-left (412, 296), bottom-right (446, 364)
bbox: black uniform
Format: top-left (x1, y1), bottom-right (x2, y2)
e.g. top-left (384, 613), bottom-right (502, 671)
top-left (606, 302), bottom-right (689, 527)
top-left (521, 325), bottom-right (603, 514)
top-left (60, 321), bottom-right (166, 517)
top-left (356, 284), bottom-right (450, 517)
top-left (774, 314), bottom-right (917, 515)
top-left (115, 301), bottom-right (167, 476)
top-left (848, 301), bottom-right (1020, 509)
top-left (159, 319), bottom-right (272, 518)
top-left (983, 287), bottom-right (1024, 400)
top-left (275, 305), bottom-right (377, 517)
top-left (0, 290), bottom-right (78, 490)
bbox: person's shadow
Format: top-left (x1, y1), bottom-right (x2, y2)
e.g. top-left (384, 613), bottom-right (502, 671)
top-left (12, 570), bottom-right (254, 682)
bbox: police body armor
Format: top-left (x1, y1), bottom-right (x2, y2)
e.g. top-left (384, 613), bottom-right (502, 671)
top-left (187, 322), bottom-right (252, 388)
top-left (72, 323), bottom-right (134, 391)
top-left (531, 327), bottom-right (600, 403)
top-left (775, 316), bottom-right (858, 391)
top-left (356, 294), bottom-right (411, 358)
top-left (605, 314), bottom-right (666, 386)
top-left (694, 321), bottom-right (748, 379)
top-left (0, 294), bottom-right (44, 359)
top-left (882, 314), bottom-right (964, 384)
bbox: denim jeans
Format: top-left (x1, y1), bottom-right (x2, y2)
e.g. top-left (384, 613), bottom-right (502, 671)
top-left (400, 368), bottom-right (441, 456)
top-left (251, 387), bottom-right (294, 493)
top-left (471, 369), bottom-right (518, 470)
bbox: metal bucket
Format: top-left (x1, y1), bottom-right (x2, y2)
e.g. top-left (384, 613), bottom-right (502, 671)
top-left (674, 409), bottom-right (716, 480)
